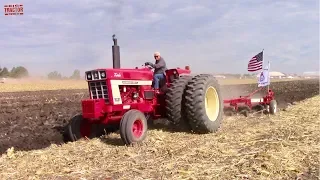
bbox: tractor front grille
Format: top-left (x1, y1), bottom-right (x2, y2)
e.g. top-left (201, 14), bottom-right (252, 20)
top-left (88, 81), bottom-right (109, 101)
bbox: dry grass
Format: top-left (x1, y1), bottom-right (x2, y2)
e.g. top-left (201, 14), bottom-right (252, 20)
top-left (0, 77), bottom-right (307, 92)
top-left (0, 79), bottom-right (87, 92)
top-left (0, 95), bottom-right (319, 180)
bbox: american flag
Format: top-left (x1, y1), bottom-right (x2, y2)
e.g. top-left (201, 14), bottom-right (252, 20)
top-left (247, 51), bottom-right (263, 72)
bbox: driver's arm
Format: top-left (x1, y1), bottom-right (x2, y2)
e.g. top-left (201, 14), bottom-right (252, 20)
top-left (153, 59), bottom-right (165, 68)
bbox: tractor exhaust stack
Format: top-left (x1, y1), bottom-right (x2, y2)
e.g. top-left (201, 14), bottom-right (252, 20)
top-left (112, 34), bottom-right (120, 69)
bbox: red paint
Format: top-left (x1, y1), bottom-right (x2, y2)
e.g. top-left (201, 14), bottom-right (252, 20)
top-left (80, 118), bottom-right (91, 138)
top-left (4, 4), bottom-right (23, 16)
top-left (132, 119), bottom-right (143, 138)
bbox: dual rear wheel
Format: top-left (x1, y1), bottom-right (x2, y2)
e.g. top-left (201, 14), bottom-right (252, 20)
top-left (165, 74), bottom-right (224, 133)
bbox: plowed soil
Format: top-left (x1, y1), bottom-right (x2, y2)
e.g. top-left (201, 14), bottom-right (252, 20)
top-left (0, 79), bottom-right (318, 155)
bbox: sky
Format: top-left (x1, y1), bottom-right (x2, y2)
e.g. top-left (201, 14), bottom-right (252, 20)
top-left (0, 0), bottom-right (319, 77)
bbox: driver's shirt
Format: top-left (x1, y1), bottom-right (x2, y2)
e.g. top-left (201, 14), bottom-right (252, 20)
top-left (153, 57), bottom-right (167, 75)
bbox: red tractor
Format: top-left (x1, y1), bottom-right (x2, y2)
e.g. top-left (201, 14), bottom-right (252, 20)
top-left (63, 35), bottom-right (224, 145)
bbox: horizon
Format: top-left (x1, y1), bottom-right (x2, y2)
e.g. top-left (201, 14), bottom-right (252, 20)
top-left (1, 0), bottom-right (319, 77)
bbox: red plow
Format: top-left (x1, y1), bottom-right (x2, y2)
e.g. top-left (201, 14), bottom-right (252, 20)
top-left (223, 87), bottom-right (277, 117)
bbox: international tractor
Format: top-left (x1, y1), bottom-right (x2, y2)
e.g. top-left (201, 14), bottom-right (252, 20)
top-left (63, 35), bottom-right (224, 145)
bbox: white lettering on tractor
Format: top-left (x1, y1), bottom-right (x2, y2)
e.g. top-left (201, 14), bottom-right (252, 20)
top-left (114, 73), bottom-right (121, 77)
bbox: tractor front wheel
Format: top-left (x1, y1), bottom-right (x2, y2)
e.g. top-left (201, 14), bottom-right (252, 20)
top-left (63, 114), bottom-right (98, 142)
top-left (119, 109), bottom-right (148, 145)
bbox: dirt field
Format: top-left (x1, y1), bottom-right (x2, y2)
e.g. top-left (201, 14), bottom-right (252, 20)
top-left (0, 79), bottom-right (319, 179)
top-left (0, 77), bottom-right (306, 92)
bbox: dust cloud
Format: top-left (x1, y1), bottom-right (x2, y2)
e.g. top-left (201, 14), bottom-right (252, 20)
top-left (220, 83), bottom-right (268, 100)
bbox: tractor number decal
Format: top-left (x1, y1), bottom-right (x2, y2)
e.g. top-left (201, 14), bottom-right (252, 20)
top-left (114, 73), bottom-right (121, 77)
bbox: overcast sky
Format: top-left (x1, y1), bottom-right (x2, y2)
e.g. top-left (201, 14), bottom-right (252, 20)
top-left (0, 0), bottom-right (319, 76)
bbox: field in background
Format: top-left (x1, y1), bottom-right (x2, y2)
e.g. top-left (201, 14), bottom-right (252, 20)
top-left (0, 77), bottom-right (310, 92)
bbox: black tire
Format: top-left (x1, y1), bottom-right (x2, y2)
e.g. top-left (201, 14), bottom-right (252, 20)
top-left (119, 109), bottom-right (148, 145)
top-left (223, 106), bottom-right (236, 116)
top-left (269, 100), bottom-right (277, 114)
top-left (238, 105), bottom-right (251, 117)
top-left (165, 76), bottom-right (192, 126)
top-left (63, 114), bottom-right (97, 142)
top-left (184, 74), bottom-right (224, 133)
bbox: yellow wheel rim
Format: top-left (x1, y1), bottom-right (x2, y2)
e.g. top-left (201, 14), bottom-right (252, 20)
top-left (205, 86), bottom-right (220, 121)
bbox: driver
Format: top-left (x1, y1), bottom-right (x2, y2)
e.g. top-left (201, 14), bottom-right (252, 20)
top-left (145, 51), bottom-right (167, 90)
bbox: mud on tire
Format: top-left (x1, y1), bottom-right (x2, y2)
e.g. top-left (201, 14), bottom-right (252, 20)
top-left (165, 75), bottom-right (192, 126)
top-left (184, 74), bottom-right (223, 133)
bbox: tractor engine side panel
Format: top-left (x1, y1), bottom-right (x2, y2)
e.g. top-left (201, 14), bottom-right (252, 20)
top-left (109, 79), bottom-right (153, 105)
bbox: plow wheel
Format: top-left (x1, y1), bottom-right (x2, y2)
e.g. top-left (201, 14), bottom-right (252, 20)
top-left (238, 106), bottom-right (250, 117)
top-left (120, 109), bottom-right (148, 145)
top-left (223, 106), bottom-right (236, 116)
top-left (269, 100), bottom-right (277, 114)
top-left (165, 75), bottom-right (192, 129)
top-left (63, 114), bottom-right (98, 142)
top-left (184, 74), bottom-right (223, 134)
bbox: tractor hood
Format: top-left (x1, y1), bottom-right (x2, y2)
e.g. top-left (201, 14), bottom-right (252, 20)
top-left (85, 68), bottom-right (153, 81)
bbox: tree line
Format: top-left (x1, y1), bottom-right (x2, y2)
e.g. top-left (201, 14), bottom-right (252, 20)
top-left (0, 66), bottom-right (29, 78)
top-left (0, 66), bottom-right (81, 80)
top-left (47, 70), bottom-right (81, 80)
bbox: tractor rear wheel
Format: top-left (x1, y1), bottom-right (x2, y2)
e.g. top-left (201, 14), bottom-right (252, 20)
top-left (184, 74), bottom-right (223, 133)
top-left (165, 75), bottom-right (192, 128)
top-left (63, 114), bottom-right (98, 142)
top-left (119, 109), bottom-right (148, 145)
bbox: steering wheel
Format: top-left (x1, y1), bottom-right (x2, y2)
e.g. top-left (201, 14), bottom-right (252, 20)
top-left (142, 64), bottom-right (153, 69)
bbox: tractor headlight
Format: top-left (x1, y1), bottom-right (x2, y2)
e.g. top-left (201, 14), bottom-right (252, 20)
top-left (101, 72), bottom-right (106, 78)
top-left (87, 73), bottom-right (92, 80)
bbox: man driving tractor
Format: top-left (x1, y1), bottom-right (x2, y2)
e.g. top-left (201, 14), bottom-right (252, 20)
top-left (145, 51), bottom-right (167, 90)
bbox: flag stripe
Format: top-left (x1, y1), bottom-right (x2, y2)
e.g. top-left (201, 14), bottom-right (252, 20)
top-left (248, 65), bottom-right (262, 70)
top-left (248, 62), bottom-right (261, 66)
top-left (249, 64), bottom-right (262, 68)
top-left (248, 67), bottom-right (262, 71)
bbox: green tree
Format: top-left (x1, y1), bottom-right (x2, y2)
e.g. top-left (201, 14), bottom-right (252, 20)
top-left (70, 69), bottom-right (81, 80)
top-left (10, 66), bottom-right (29, 78)
top-left (47, 71), bottom-right (62, 80)
top-left (0, 67), bottom-right (10, 77)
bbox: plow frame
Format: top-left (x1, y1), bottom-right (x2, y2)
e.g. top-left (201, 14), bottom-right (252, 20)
top-left (223, 87), bottom-right (275, 114)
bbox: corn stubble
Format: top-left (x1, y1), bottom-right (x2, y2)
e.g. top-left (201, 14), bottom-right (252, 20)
top-left (0, 79), bottom-right (319, 180)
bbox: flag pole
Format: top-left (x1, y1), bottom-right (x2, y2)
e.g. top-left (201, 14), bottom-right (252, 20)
top-left (265, 49), bottom-right (270, 92)
top-left (262, 49), bottom-right (268, 92)
top-left (262, 49), bottom-right (270, 92)
top-left (267, 60), bottom-right (270, 92)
